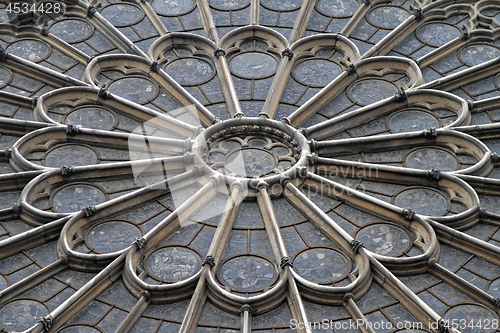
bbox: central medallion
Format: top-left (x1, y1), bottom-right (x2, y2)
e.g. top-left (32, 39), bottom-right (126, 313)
top-left (192, 117), bottom-right (310, 195)
top-left (206, 129), bottom-right (298, 178)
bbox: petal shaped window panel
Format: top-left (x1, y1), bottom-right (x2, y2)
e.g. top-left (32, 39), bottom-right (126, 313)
top-left (19, 157), bottom-right (187, 224)
top-left (419, 37), bottom-right (500, 83)
top-left (275, 33), bottom-right (360, 119)
top-left (220, 26), bottom-right (288, 117)
top-left (373, 4), bottom-right (474, 60)
top-left (10, 126), bottom-right (187, 171)
top-left (35, 87), bottom-right (197, 138)
top-left (349, 4), bottom-right (412, 55)
top-left (85, 54), bottom-right (215, 126)
top-left (307, 89), bottom-right (468, 139)
top-left (149, 33), bottom-right (230, 118)
top-left (287, 56), bottom-right (423, 126)
top-left (0, 28), bottom-right (87, 80)
top-left (313, 159), bottom-right (480, 228)
top-left (421, 53), bottom-right (500, 102)
top-left (44, 4), bottom-right (134, 58)
top-left (316, 129), bottom-right (491, 175)
top-left (305, 0), bottom-right (362, 36)
top-left (149, 0), bottom-right (205, 36)
top-left (259, 0), bottom-right (304, 40)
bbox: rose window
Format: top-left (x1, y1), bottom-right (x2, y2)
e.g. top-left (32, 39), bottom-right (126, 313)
top-left (1, 0), bottom-right (500, 332)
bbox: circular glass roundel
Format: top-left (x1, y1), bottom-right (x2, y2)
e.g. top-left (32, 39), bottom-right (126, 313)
top-left (405, 147), bottom-right (459, 171)
top-left (418, 23), bottom-right (461, 47)
top-left (260, 0), bottom-right (302, 11)
top-left (460, 44), bottom-right (500, 66)
top-left (107, 77), bottom-right (159, 104)
top-left (0, 67), bottom-right (12, 88)
top-left (209, 0), bottom-right (250, 10)
top-left (294, 248), bottom-right (350, 283)
top-left (165, 58), bottom-right (214, 85)
top-left (219, 256), bottom-right (277, 292)
top-left (317, 0), bottom-right (359, 17)
top-left (52, 184), bottom-right (106, 213)
top-left (146, 247), bottom-right (202, 282)
top-left (100, 4), bottom-right (145, 27)
top-left (151, 0), bottom-right (195, 16)
top-left (64, 106), bottom-right (117, 131)
top-left (355, 223), bottom-right (411, 256)
top-left (49, 19), bottom-right (94, 43)
top-left (0, 300), bottom-right (49, 331)
top-left (58, 326), bottom-right (101, 333)
top-left (443, 304), bottom-right (498, 333)
top-left (394, 188), bottom-right (449, 216)
top-left (367, 6), bottom-right (410, 29)
top-left (45, 144), bottom-right (98, 167)
top-left (293, 59), bottom-right (342, 87)
top-left (7, 39), bottom-right (50, 62)
top-left (389, 110), bottom-right (440, 133)
top-left (229, 52), bottom-right (278, 79)
top-left (348, 79), bottom-right (398, 105)
top-left (87, 221), bottom-right (142, 253)
top-left (225, 148), bottom-right (277, 177)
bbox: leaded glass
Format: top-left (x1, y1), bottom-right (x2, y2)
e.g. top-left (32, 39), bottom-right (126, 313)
top-left (2, 0), bottom-right (500, 332)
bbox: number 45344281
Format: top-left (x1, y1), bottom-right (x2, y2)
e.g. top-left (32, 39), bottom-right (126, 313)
top-left (6, 2), bottom-right (62, 14)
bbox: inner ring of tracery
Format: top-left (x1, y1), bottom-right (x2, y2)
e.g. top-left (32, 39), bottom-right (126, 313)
top-left (192, 118), bottom-right (311, 193)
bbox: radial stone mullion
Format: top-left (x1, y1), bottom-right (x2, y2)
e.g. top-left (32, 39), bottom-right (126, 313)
top-left (0, 216), bottom-right (69, 258)
top-left (343, 294), bottom-right (377, 333)
top-left (196, 0), bottom-right (220, 43)
top-left (429, 260), bottom-right (499, 310)
top-left (205, 183), bottom-right (244, 262)
top-left (180, 184), bottom-right (243, 332)
top-left (287, 265), bottom-right (313, 333)
top-left (115, 291), bottom-right (151, 333)
top-left (251, 0), bottom-right (260, 25)
top-left (0, 259), bottom-right (65, 306)
top-left (284, 181), bottom-right (355, 252)
top-left (87, 10), bottom-right (148, 58)
top-left (179, 267), bottom-right (209, 333)
top-left (143, 180), bottom-right (216, 247)
top-left (286, 174), bottom-right (445, 328)
top-left (366, 252), bottom-right (443, 330)
top-left (258, 184), bottom-right (312, 333)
